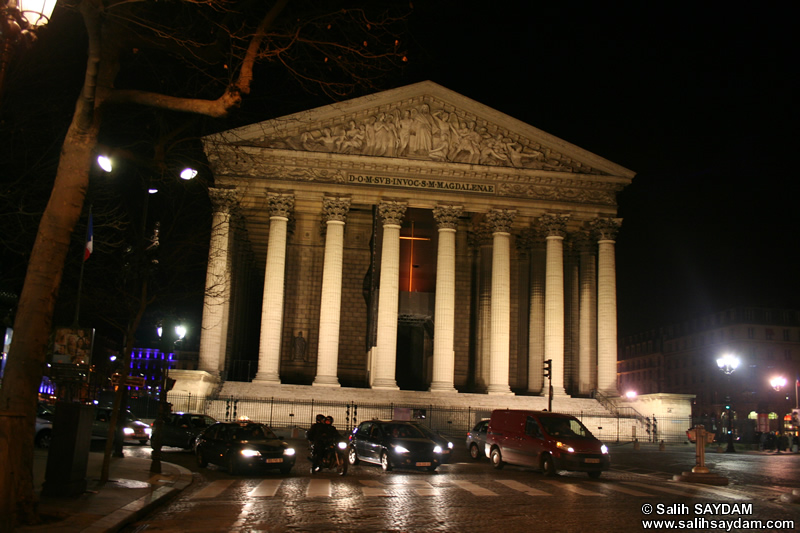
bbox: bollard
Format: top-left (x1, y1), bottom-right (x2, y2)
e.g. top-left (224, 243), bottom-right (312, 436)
top-left (659, 440), bottom-right (665, 451)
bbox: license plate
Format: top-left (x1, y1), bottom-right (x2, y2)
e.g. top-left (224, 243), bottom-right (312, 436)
top-left (416, 462), bottom-right (431, 467)
top-left (265, 458), bottom-right (283, 463)
top-left (584, 458), bottom-right (600, 463)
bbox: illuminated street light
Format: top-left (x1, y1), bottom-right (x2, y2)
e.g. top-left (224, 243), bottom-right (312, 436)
top-left (179, 167), bottom-right (197, 180)
top-left (770, 376), bottom-right (787, 392)
top-left (716, 353), bottom-right (740, 453)
top-left (716, 353), bottom-right (740, 375)
top-left (1, 0), bottom-right (57, 97)
top-left (97, 155), bottom-right (113, 173)
top-left (625, 390), bottom-right (637, 400)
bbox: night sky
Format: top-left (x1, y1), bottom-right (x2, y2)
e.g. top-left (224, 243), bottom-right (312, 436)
top-left (2, 2), bottom-right (796, 344)
top-left (398, 2), bottom-right (798, 336)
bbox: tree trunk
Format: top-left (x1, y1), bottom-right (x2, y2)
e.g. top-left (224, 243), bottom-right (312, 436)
top-left (0, 125), bottom-right (96, 529)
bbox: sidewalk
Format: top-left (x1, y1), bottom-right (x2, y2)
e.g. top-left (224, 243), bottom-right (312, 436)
top-left (17, 449), bottom-right (193, 533)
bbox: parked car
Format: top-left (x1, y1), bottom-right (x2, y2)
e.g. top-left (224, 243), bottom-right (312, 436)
top-left (485, 409), bottom-right (610, 478)
top-left (157, 412), bottom-right (217, 450)
top-left (194, 421), bottom-right (296, 475)
top-left (347, 420), bottom-right (453, 472)
top-left (92, 407), bottom-right (152, 444)
top-left (35, 417), bottom-right (53, 448)
top-left (466, 418), bottom-right (490, 460)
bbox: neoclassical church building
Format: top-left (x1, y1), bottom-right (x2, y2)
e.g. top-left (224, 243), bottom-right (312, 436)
top-left (187, 81), bottom-right (635, 402)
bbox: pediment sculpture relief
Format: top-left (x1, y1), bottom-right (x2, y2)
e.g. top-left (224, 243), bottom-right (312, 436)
top-left (270, 102), bottom-right (599, 174)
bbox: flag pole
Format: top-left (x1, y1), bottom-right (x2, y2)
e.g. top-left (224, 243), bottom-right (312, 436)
top-left (73, 206), bottom-right (93, 327)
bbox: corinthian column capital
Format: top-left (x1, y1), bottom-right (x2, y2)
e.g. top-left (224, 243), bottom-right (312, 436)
top-left (378, 200), bottom-right (407, 226)
top-left (539, 213), bottom-right (570, 238)
top-left (322, 196), bottom-right (352, 222)
top-left (433, 205), bottom-right (463, 230)
top-left (267, 192), bottom-right (295, 218)
top-left (590, 217), bottom-right (622, 241)
top-left (486, 208), bottom-right (517, 233)
top-left (209, 188), bottom-right (238, 212)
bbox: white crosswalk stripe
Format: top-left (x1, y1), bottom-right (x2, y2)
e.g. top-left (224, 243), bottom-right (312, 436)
top-left (249, 479), bottom-right (282, 498)
top-left (540, 479), bottom-right (604, 496)
top-left (190, 480), bottom-right (235, 500)
top-left (450, 480), bottom-right (499, 496)
top-left (306, 478), bottom-right (331, 497)
top-left (359, 480), bottom-right (390, 496)
top-left (624, 481), bottom-right (751, 500)
top-left (495, 479), bottom-right (552, 496)
top-left (599, 482), bottom-right (653, 497)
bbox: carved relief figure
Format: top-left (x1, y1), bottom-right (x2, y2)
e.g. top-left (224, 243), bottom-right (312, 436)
top-left (274, 100), bottom-right (595, 173)
top-left (373, 112), bottom-right (397, 157)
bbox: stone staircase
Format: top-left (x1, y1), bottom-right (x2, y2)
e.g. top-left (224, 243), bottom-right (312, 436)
top-left (217, 381), bottom-right (614, 416)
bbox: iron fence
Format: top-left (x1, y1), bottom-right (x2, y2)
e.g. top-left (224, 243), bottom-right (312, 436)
top-left (126, 392), bottom-right (706, 444)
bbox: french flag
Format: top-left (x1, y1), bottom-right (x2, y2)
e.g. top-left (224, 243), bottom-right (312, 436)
top-left (84, 214), bottom-right (93, 261)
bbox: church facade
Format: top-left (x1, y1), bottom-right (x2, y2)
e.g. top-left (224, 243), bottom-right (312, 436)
top-left (194, 81), bottom-right (635, 398)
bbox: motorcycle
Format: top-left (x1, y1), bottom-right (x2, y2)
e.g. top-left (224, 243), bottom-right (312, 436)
top-left (311, 436), bottom-right (348, 476)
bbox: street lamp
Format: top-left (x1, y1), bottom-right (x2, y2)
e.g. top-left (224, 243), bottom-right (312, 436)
top-left (716, 353), bottom-right (740, 453)
top-left (1, 0), bottom-right (57, 97)
top-left (770, 376), bottom-right (787, 392)
top-left (150, 318), bottom-right (183, 473)
top-left (769, 376), bottom-right (788, 454)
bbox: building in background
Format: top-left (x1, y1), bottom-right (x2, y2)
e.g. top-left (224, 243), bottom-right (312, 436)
top-left (619, 306), bottom-right (800, 435)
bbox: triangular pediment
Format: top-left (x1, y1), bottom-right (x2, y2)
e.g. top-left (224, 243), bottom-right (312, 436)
top-left (204, 81), bottom-right (634, 178)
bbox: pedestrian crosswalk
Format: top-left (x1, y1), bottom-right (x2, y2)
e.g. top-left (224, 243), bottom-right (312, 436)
top-left (188, 477), bottom-right (751, 501)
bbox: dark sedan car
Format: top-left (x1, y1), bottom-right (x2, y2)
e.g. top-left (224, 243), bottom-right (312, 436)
top-left (157, 412), bottom-right (217, 449)
top-left (195, 421), bottom-right (295, 475)
top-left (347, 420), bottom-right (453, 472)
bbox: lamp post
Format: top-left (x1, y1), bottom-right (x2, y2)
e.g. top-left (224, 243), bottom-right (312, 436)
top-left (716, 353), bottom-right (740, 453)
top-left (1, 0), bottom-right (57, 98)
top-left (150, 318), bottom-right (184, 473)
top-left (770, 376), bottom-right (788, 453)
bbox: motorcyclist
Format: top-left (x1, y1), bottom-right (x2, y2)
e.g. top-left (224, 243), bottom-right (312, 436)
top-left (307, 414), bottom-right (326, 461)
top-left (311, 416), bottom-right (342, 472)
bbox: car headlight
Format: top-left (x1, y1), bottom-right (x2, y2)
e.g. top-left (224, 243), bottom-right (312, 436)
top-left (433, 445), bottom-right (443, 454)
top-left (601, 445), bottom-right (609, 454)
top-left (284, 447), bottom-right (296, 456)
top-left (393, 445), bottom-right (410, 454)
top-left (447, 441), bottom-right (454, 449)
top-left (240, 449), bottom-right (261, 457)
top-left (556, 441), bottom-right (574, 453)
top-left (337, 441), bottom-right (347, 450)
top-left (123, 427), bottom-right (134, 436)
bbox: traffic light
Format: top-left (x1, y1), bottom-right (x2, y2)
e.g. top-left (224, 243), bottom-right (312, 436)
top-left (543, 359), bottom-right (552, 379)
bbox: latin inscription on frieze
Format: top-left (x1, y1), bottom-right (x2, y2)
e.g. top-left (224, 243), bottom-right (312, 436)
top-left (348, 174), bottom-right (495, 194)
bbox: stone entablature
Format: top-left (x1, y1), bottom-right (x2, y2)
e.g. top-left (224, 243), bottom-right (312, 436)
top-left (205, 146), bottom-right (626, 208)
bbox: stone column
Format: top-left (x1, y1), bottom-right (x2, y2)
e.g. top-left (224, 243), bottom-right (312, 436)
top-left (429, 205), bottom-right (463, 393)
top-left (591, 218), bottom-right (622, 395)
top-left (253, 193), bottom-right (294, 383)
top-left (540, 213), bottom-right (569, 396)
top-left (313, 197), bottom-right (351, 387)
top-left (372, 201), bottom-right (407, 390)
top-left (198, 188), bottom-right (237, 377)
top-left (576, 232), bottom-right (597, 395)
top-left (524, 228), bottom-right (546, 394)
top-left (486, 208), bottom-right (517, 395)
top-left (468, 225), bottom-right (492, 391)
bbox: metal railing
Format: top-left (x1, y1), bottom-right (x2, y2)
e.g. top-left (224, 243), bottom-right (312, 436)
top-left (123, 392), bottom-right (700, 444)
